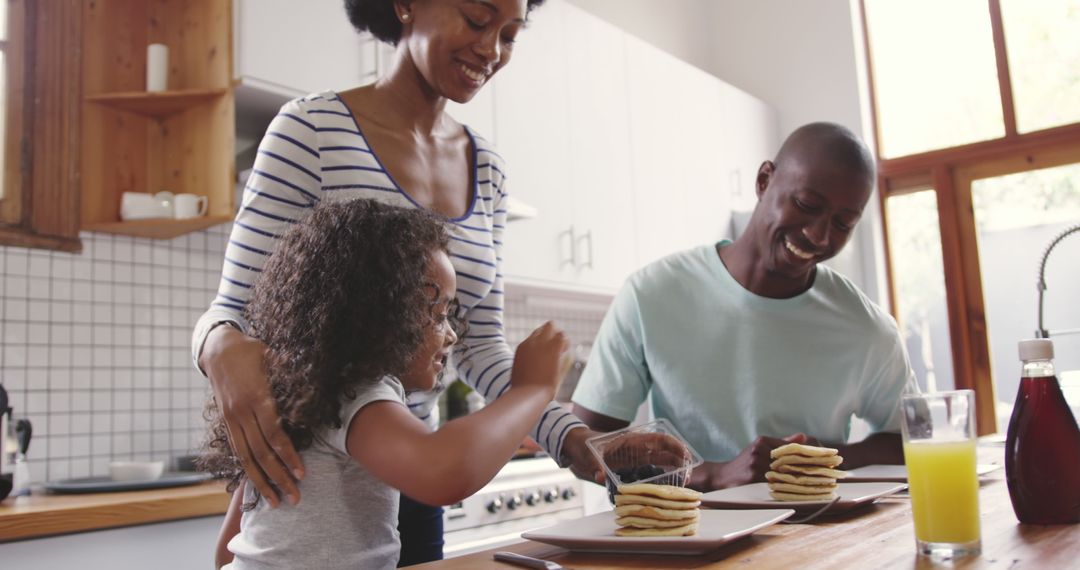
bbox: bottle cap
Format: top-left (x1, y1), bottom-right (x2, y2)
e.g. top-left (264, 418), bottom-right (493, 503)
top-left (1018, 338), bottom-right (1053, 361)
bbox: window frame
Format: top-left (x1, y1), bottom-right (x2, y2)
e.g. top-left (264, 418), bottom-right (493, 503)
top-left (860, 0), bottom-right (1080, 433)
top-left (0, 0), bottom-right (28, 225)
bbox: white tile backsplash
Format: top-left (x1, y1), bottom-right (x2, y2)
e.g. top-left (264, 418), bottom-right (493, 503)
top-left (1, 227), bottom-right (231, 482)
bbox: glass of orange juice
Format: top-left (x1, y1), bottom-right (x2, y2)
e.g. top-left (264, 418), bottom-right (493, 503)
top-left (900, 390), bottom-right (981, 559)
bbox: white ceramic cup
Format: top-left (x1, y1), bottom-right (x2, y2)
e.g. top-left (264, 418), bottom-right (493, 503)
top-left (154, 191), bottom-right (175, 218)
top-left (120, 192), bottom-right (171, 220)
top-left (147, 44), bottom-right (169, 92)
top-left (174, 193), bottom-right (208, 219)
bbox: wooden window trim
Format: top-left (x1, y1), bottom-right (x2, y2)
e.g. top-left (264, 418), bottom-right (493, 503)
top-left (0, 0), bottom-right (28, 226)
top-left (860, 0), bottom-right (1080, 434)
top-left (0, 0), bottom-right (82, 252)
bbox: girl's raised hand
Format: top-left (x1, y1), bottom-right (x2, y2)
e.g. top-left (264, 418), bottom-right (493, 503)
top-left (510, 321), bottom-right (570, 398)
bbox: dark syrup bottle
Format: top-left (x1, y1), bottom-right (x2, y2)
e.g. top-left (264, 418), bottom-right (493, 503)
top-left (1005, 339), bottom-right (1080, 524)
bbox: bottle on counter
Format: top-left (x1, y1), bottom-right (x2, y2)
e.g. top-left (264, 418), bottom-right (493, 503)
top-left (1005, 338), bottom-right (1080, 524)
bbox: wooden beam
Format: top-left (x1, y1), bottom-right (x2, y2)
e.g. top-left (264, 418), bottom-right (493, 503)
top-left (934, 166), bottom-right (997, 434)
top-left (987, 0), bottom-right (1018, 138)
top-left (879, 123), bottom-right (1080, 179)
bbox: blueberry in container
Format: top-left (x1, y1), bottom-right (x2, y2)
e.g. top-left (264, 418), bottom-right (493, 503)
top-left (584, 418), bottom-right (704, 504)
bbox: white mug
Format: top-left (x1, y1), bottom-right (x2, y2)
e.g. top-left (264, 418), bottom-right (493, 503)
top-left (174, 193), bottom-right (208, 219)
top-left (120, 192), bottom-right (172, 220)
top-left (147, 44), bottom-right (169, 92)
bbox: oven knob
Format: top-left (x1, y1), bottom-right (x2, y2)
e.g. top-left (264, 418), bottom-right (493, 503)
top-left (507, 494), bottom-right (524, 510)
top-left (525, 491), bottom-right (541, 506)
top-left (544, 488), bottom-right (559, 503)
top-left (561, 488), bottom-right (576, 501)
top-left (486, 497), bottom-right (504, 513)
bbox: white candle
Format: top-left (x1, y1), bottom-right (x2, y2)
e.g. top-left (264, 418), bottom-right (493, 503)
top-left (147, 43), bottom-right (169, 92)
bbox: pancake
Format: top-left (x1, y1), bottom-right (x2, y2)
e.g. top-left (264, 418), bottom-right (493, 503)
top-left (768, 481), bottom-right (839, 495)
top-left (770, 454), bottom-right (844, 469)
top-left (774, 464), bottom-right (849, 479)
top-left (614, 494), bottom-right (702, 510)
top-left (770, 490), bottom-right (836, 502)
top-left (617, 482), bottom-right (702, 501)
top-left (614, 504), bottom-right (702, 520)
top-left (765, 471), bottom-right (837, 486)
top-left (770, 443), bottom-right (839, 459)
top-left (616, 514), bottom-right (700, 528)
top-left (615, 523), bottom-right (698, 537)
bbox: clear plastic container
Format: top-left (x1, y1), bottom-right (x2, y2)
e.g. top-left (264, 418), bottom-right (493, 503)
top-left (585, 418), bottom-right (704, 504)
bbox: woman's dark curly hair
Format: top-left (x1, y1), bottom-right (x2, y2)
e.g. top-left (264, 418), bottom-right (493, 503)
top-left (345, 0), bottom-right (547, 45)
top-left (200, 199), bottom-right (465, 495)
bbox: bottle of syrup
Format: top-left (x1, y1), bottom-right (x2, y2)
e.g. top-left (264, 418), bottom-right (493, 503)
top-left (1005, 339), bottom-right (1080, 524)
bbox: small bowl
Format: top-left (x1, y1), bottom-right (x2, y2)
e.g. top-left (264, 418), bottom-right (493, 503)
top-left (585, 418), bottom-right (704, 504)
top-left (109, 460), bottom-right (165, 482)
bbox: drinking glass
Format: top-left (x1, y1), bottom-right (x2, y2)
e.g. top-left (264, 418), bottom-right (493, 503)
top-left (900, 390), bottom-right (981, 558)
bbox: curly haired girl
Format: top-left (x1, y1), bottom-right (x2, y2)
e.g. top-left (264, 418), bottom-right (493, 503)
top-left (204, 200), bottom-right (567, 569)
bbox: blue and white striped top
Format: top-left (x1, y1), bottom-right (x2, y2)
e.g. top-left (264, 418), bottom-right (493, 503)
top-left (192, 92), bottom-right (584, 463)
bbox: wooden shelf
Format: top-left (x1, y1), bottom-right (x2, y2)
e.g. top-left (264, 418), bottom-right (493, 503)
top-left (84, 215), bottom-right (233, 239)
top-left (85, 88), bottom-right (228, 118)
top-left (80, 1), bottom-right (235, 240)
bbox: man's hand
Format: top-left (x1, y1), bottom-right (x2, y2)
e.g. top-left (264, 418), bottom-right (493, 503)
top-left (690, 433), bottom-right (816, 491)
top-left (202, 325), bottom-right (304, 507)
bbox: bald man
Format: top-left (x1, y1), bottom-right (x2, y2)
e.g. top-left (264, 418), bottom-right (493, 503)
top-left (570, 122), bottom-right (918, 491)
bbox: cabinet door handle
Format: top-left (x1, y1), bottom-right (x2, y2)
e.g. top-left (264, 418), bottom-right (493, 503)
top-left (577, 229), bottom-right (594, 269)
top-left (560, 225), bottom-right (578, 267)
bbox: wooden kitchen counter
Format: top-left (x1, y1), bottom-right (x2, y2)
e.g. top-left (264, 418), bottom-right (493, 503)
top-left (417, 446), bottom-right (1079, 569)
top-left (0, 480), bottom-right (230, 542)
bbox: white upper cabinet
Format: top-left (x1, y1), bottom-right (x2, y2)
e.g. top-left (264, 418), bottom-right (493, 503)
top-left (233, 0), bottom-right (375, 97)
top-left (716, 82), bottom-right (777, 215)
top-left (491, 0), bottom-right (776, 290)
top-left (624, 33), bottom-right (692, 268)
top-left (563, 4), bottom-right (638, 289)
top-left (681, 62), bottom-right (734, 249)
top-left (495, 1), bottom-right (643, 291)
top-left (493, 1), bottom-right (578, 286)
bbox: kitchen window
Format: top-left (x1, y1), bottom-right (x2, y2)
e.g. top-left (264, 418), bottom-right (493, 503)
top-left (861, 0), bottom-right (1080, 433)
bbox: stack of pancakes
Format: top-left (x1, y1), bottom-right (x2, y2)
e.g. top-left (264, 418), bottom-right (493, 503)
top-left (766, 443), bottom-right (848, 501)
top-left (613, 482), bottom-right (702, 536)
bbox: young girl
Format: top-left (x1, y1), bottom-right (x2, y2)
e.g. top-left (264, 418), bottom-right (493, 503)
top-left (201, 200), bottom-right (568, 569)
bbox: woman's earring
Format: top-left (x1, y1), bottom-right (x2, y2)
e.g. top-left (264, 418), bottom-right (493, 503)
top-left (401, 13), bottom-right (412, 22)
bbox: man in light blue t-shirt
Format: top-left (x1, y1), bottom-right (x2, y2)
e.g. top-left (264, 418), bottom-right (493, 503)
top-left (572, 122), bottom-right (918, 491)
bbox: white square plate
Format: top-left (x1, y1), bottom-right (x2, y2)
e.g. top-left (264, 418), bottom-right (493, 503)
top-left (843, 463), bottom-right (1001, 482)
top-left (700, 481), bottom-right (907, 513)
top-left (521, 508), bottom-right (794, 556)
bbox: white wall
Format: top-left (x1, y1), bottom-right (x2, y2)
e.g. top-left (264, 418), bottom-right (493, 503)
top-left (702, 0), bottom-right (886, 305)
top-left (565, 0), bottom-right (889, 305)
top-left (564, 0), bottom-right (716, 75)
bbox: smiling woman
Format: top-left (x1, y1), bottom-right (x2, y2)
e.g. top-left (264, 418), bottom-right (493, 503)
top-left (192, 1), bottom-right (616, 567)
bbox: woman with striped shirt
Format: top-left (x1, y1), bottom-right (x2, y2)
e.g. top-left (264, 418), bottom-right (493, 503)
top-left (193, 0), bottom-right (602, 564)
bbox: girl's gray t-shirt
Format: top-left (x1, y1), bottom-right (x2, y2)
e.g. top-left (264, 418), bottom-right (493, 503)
top-left (225, 376), bottom-right (407, 570)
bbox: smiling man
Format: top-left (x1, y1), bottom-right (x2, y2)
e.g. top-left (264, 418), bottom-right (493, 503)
top-left (571, 122), bottom-right (918, 491)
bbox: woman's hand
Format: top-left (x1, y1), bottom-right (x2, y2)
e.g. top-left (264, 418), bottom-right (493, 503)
top-left (201, 325), bottom-right (304, 506)
top-left (561, 428), bottom-right (693, 486)
top-left (560, 427), bottom-right (606, 484)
